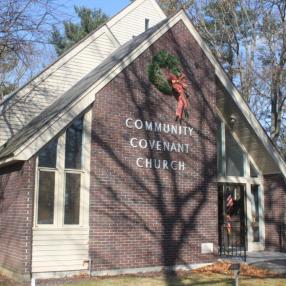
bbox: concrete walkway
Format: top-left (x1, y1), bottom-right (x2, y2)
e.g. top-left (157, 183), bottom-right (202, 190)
top-left (222, 251), bottom-right (286, 274)
top-left (246, 251), bottom-right (286, 274)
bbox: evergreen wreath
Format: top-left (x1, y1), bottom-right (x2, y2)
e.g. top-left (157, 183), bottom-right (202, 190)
top-left (148, 50), bottom-right (182, 95)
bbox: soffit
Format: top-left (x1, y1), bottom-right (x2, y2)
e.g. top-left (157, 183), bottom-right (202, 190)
top-left (216, 78), bottom-right (280, 174)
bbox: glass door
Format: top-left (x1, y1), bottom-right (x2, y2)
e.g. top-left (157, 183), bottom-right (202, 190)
top-left (218, 184), bottom-right (247, 258)
top-left (247, 184), bottom-right (264, 250)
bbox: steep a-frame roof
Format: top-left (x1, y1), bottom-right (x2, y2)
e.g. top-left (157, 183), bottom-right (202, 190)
top-left (0, 10), bottom-right (286, 180)
top-left (0, 0), bottom-right (166, 146)
top-left (0, 19), bottom-right (169, 161)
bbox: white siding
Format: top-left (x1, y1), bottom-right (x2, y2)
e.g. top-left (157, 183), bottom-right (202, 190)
top-left (32, 229), bottom-right (89, 273)
top-left (0, 0), bottom-right (166, 147)
top-left (108, 0), bottom-right (166, 44)
top-left (0, 31), bottom-right (117, 145)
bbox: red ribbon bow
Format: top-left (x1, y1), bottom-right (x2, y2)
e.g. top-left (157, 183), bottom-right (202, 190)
top-left (168, 73), bottom-right (189, 121)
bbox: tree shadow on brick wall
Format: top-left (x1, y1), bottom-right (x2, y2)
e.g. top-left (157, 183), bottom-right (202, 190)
top-left (0, 162), bottom-right (32, 274)
top-left (90, 24), bottom-right (219, 285)
top-left (264, 175), bottom-right (286, 252)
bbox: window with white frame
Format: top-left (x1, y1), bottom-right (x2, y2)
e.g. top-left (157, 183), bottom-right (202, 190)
top-left (36, 114), bottom-right (88, 227)
top-left (217, 120), bottom-right (245, 177)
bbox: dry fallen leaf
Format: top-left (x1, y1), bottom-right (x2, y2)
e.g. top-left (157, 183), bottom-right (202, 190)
top-left (193, 261), bottom-right (278, 278)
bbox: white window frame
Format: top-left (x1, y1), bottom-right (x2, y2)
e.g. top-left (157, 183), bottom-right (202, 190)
top-left (34, 109), bottom-right (91, 229)
top-left (217, 113), bottom-right (265, 251)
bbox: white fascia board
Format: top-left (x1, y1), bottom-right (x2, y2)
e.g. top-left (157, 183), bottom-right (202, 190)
top-left (1, 0), bottom-right (164, 109)
top-left (0, 26), bottom-right (116, 109)
top-left (178, 12), bottom-right (286, 179)
top-left (11, 13), bottom-right (181, 163)
top-left (4, 10), bottom-right (286, 180)
top-left (1, 1), bottom-right (153, 107)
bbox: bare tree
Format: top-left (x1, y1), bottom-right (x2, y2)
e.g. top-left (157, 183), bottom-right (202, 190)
top-left (157, 0), bottom-right (286, 153)
top-left (0, 0), bottom-right (61, 100)
top-left (257, 0), bottom-right (286, 144)
top-left (157, 0), bottom-right (194, 15)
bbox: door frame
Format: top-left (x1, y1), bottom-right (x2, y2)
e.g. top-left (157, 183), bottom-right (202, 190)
top-left (218, 183), bottom-right (247, 253)
top-left (218, 176), bottom-right (265, 251)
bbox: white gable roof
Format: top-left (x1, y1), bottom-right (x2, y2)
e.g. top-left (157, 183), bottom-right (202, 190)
top-left (0, 0), bottom-right (166, 146)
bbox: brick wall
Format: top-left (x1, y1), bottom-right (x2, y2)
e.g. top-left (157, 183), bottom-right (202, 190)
top-left (89, 20), bottom-right (218, 272)
top-left (264, 174), bottom-right (286, 251)
top-left (0, 160), bottom-right (35, 279)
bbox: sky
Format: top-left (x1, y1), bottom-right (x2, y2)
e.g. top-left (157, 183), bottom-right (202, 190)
top-left (17, 0), bottom-right (131, 83)
top-left (60, 0), bottom-right (131, 20)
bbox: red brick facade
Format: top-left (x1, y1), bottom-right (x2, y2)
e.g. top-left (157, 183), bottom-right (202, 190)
top-left (1, 18), bottom-right (286, 281)
top-left (0, 160), bottom-right (35, 280)
top-left (89, 20), bottom-right (218, 272)
top-left (264, 174), bottom-right (286, 251)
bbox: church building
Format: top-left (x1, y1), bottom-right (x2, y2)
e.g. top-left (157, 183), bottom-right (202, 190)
top-left (0, 0), bottom-right (286, 281)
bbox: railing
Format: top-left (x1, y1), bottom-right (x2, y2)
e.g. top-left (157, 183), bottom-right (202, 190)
top-left (279, 224), bottom-right (286, 252)
top-left (219, 222), bottom-right (246, 261)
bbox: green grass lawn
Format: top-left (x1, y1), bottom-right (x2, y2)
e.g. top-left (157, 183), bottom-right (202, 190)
top-left (55, 273), bottom-right (286, 286)
top-left (2, 272), bottom-right (286, 286)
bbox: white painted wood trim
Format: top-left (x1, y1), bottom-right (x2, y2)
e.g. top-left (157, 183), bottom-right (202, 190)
top-left (82, 108), bottom-right (92, 227)
top-left (57, 134), bottom-right (65, 228)
top-left (2, 10), bottom-right (285, 180)
top-left (32, 111), bottom-right (91, 273)
top-left (217, 114), bottom-right (265, 251)
top-left (1, 27), bottom-right (114, 107)
top-left (1, 0), bottom-right (165, 108)
top-left (217, 176), bottom-right (262, 185)
top-left (217, 110), bottom-right (263, 178)
top-left (246, 183), bottom-right (265, 251)
top-left (34, 111), bottom-right (91, 229)
top-left (8, 12), bottom-right (181, 164)
top-left (221, 121), bottom-right (226, 176)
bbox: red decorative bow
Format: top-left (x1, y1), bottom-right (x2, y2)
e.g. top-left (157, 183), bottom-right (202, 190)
top-left (168, 73), bottom-right (189, 121)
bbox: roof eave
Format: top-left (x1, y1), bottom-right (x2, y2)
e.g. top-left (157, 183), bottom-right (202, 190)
top-left (1, 10), bottom-right (286, 181)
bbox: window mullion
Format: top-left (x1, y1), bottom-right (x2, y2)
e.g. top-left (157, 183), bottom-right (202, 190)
top-left (56, 133), bottom-right (66, 228)
top-left (82, 110), bottom-right (92, 227)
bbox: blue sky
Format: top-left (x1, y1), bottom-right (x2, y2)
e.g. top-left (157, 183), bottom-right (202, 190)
top-left (60, 0), bottom-right (131, 19)
top-left (12, 1), bottom-right (132, 84)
